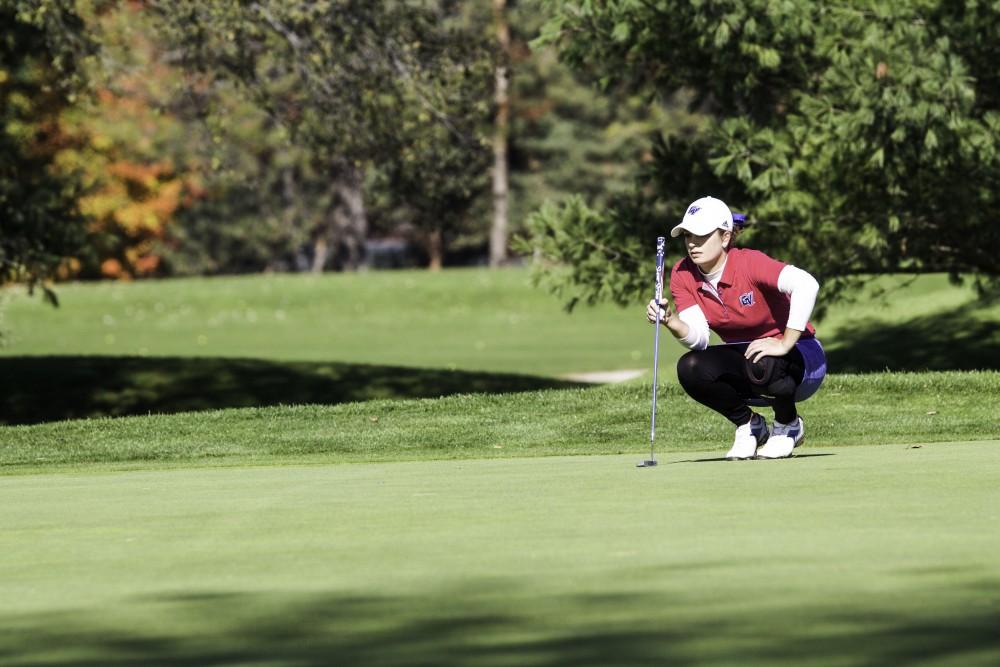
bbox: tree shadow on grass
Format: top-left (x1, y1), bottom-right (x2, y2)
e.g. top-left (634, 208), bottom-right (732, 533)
top-left (0, 582), bottom-right (997, 666)
top-left (824, 303), bottom-right (1000, 372)
top-left (0, 356), bottom-right (585, 426)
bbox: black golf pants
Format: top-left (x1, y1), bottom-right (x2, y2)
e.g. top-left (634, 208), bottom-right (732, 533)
top-left (676, 343), bottom-right (806, 426)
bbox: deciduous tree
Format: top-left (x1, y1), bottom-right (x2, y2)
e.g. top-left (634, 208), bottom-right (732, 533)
top-left (151, 0), bottom-right (494, 270)
top-left (0, 0), bottom-right (94, 302)
top-left (524, 0), bottom-right (1000, 310)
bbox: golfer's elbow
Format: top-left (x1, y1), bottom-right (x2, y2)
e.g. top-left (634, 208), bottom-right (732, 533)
top-left (677, 328), bottom-right (709, 351)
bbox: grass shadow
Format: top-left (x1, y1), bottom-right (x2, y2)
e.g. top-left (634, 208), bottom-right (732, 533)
top-left (825, 303), bottom-right (1000, 372)
top-left (670, 453), bottom-right (836, 464)
top-left (0, 582), bottom-right (997, 666)
top-left (0, 356), bottom-right (585, 426)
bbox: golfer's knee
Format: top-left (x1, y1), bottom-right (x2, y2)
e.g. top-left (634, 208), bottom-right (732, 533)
top-left (676, 351), bottom-right (704, 388)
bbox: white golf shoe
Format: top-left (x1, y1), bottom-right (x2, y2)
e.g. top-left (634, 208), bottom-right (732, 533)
top-left (726, 414), bottom-right (769, 460)
top-left (756, 417), bottom-right (805, 459)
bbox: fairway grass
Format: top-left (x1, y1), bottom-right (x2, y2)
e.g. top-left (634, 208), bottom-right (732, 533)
top-left (3, 270), bottom-right (997, 379)
top-left (2, 269), bottom-right (997, 664)
top-left (2, 269), bottom-right (996, 425)
top-left (0, 268), bottom-right (660, 376)
top-left (2, 442), bottom-right (998, 666)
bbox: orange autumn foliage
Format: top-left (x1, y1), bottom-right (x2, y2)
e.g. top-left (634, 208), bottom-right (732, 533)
top-left (55, 4), bottom-right (206, 280)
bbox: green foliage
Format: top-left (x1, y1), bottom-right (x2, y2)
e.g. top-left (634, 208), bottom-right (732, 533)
top-left (527, 0), bottom-right (1000, 307)
top-left (518, 194), bottom-right (650, 310)
top-left (508, 0), bottom-right (704, 236)
top-left (518, 131), bottom-right (745, 309)
top-left (371, 4), bottom-right (494, 257)
top-left (162, 177), bottom-right (308, 276)
top-left (159, 89), bottom-right (335, 275)
top-left (150, 0), bottom-right (495, 265)
top-left (0, 0), bottom-right (94, 303)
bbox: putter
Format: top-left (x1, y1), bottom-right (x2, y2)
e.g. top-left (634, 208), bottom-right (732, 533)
top-left (638, 236), bottom-right (666, 468)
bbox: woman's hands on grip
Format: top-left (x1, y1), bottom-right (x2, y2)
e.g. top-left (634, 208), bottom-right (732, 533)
top-left (646, 298), bottom-right (673, 326)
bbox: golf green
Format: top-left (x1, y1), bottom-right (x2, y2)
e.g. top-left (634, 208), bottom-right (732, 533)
top-left (2, 441), bottom-right (998, 666)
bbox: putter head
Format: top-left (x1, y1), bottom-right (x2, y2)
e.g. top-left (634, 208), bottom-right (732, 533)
top-left (636, 459), bottom-right (658, 468)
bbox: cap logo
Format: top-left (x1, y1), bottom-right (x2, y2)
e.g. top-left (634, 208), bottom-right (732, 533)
top-left (687, 205), bottom-right (701, 215)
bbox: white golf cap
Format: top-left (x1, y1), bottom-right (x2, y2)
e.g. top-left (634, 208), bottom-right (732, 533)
top-left (669, 196), bottom-right (734, 238)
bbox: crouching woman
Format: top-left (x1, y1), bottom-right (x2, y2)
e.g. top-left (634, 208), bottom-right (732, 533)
top-left (646, 196), bottom-right (827, 460)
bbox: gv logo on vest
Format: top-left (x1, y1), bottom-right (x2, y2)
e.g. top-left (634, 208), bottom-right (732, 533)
top-left (739, 291), bottom-right (755, 307)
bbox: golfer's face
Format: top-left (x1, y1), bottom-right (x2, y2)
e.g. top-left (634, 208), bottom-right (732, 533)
top-left (683, 230), bottom-right (725, 265)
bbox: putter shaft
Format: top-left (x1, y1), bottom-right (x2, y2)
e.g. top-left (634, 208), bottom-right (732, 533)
top-left (643, 236), bottom-right (667, 467)
top-left (650, 317), bottom-right (661, 454)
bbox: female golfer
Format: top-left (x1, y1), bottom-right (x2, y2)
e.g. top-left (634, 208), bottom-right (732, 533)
top-left (646, 196), bottom-right (826, 460)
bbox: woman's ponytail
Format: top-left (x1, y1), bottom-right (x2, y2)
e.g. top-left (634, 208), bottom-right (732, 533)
top-left (729, 212), bottom-right (749, 247)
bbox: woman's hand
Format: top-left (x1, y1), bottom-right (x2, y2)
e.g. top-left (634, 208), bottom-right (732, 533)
top-left (646, 298), bottom-right (673, 325)
top-left (744, 336), bottom-right (792, 363)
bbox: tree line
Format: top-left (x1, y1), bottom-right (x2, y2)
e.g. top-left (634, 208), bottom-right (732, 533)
top-left (1, 0), bottom-right (670, 296)
top-left (2, 0), bottom-right (997, 310)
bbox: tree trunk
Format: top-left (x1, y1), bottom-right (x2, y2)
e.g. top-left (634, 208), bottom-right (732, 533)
top-left (321, 166), bottom-right (368, 272)
top-left (489, 0), bottom-right (510, 269)
top-left (270, 167), bottom-right (299, 273)
top-left (427, 227), bottom-right (443, 271)
top-left (310, 235), bottom-right (328, 274)
top-left (333, 167), bottom-right (368, 271)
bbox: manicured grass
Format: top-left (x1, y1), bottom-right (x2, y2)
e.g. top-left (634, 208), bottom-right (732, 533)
top-left (2, 270), bottom-right (996, 377)
top-left (2, 371), bottom-right (996, 472)
top-left (820, 274), bottom-right (1000, 372)
top-left (1, 269), bottom-right (996, 424)
top-left (1, 442), bottom-right (998, 665)
top-left (0, 269), bottom-right (996, 665)
top-left (0, 268), bottom-right (659, 375)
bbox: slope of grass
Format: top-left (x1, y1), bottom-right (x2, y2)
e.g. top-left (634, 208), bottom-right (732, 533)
top-left (2, 371), bottom-right (996, 473)
top-left (1, 443), bottom-right (998, 665)
top-left (1, 270), bottom-right (996, 425)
